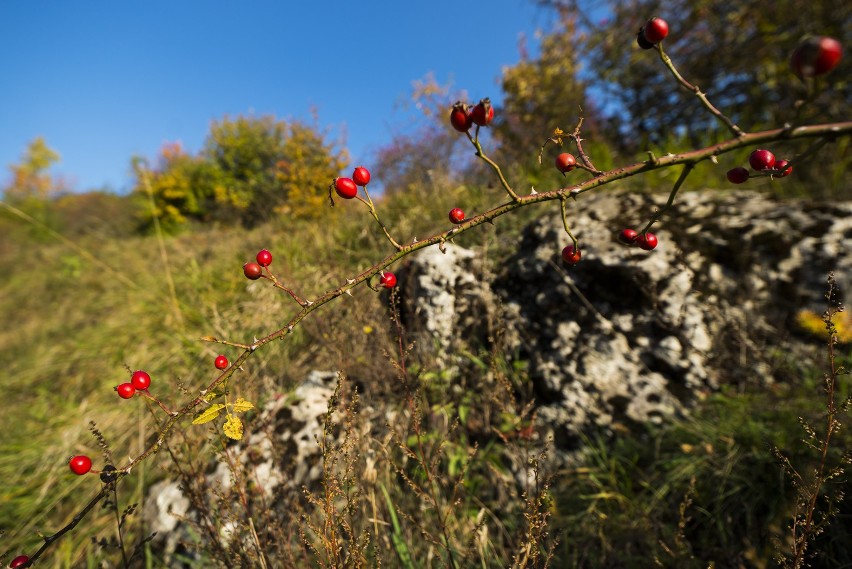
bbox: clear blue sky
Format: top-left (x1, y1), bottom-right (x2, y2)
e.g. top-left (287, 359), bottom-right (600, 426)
top-left (0, 1), bottom-right (553, 193)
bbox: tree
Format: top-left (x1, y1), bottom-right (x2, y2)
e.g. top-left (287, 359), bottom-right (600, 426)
top-left (135, 115), bottom-right (348, 231)
top-left (3, 137), bottom-right (64, 203)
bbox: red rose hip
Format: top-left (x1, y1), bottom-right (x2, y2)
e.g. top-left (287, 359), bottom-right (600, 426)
top-left (130, 370), bottom-right (151, 390)
top-left (352, 166), bottom-right (371, 186)
top-left (215, 355), bottom-right (229, 370)
top-left (726, 167), bottom-right (750, 184)
top-left (470, 98), bottom-right (494, 126)
top-left (243, 262), bottom-right (263, 280)
top-left (256, 249), bottom-right (272, 267)
top-left (636, 232), bottom-right (658, 251)
top-left (619, 228), bottom-right (639, 244)
top-left (791, 36), bottom-right (842, 78)
top-left (334, 177), bottom-right (358, 199)
top-left (448, 208), bottom-right (465, 224)
top-left (555, 153), bottom-right (577, 173)
top-left (69, 455), bottom-right (93, 475)
top-left (748, 149), bottom-right (776, 171)
top-left (773, 159), bottom-right (793, 177)
top-left (562, 245), bottom-right (582, 265)
top-left (116, 382), bottom-right (136, 399)
top-left (450, 102), bottom-right (472, 132)
top-left (379, 272), bottom-right (397, 288)
top-left (642, 17), bottom-right (669, 44)
top-left (10, 555), bottom-right (30, 568)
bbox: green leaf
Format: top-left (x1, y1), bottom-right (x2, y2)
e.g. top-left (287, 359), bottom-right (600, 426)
top-left (192, 403), bottom-right (225, 425)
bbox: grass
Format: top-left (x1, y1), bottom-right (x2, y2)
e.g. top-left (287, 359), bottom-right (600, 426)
top-left (1, 180), bottom-right (849, 567)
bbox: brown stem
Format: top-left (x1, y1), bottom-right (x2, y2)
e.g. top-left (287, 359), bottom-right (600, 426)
top-left (657, 44), bottom-right (745, 138)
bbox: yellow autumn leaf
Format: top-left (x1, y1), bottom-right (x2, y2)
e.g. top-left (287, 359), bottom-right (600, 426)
top-left (223, 414), bottom-right (244, 440)
top-left (232, 398), bottom-right (255, 413)
top-left (192, 403), bottom-right (225, 425)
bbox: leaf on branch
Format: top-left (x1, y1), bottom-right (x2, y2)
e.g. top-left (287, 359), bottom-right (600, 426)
top-left (192, 403), bottom-right (225, 425)
top-left (223, 414), bottom-right (244, 440)
top-left (232, 398), bottom-right (255, 413)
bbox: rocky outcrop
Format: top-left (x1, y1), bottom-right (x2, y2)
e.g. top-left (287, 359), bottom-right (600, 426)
top-left (397, 190), bottom-right (850, 446)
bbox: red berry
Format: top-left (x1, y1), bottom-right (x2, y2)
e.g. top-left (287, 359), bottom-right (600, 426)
top-left (748, 149), bottom-right (776, 171)
top-left (130, 370), bottom-right (151, 391)
top-left (791, 36), bottom-right (843, 78)
top-left (618, 228), bottom-right (639, 244)
top-left (69, 455), bottom-right (92, 475)
top-left (256, 249), bottom-right (272, 267)
top-left (334, 177), bottom-right (358, 199)
top-left (243, 262), bottom-right (263, 280)
top-left (116, 383), bottom-right (136, 399)
top-left (215, 355), bottom-right (229, 370)
top-left (636, 232), bottom-right (658, 251)
top-left (642, 17), bottom-right (669, 44)
top-left (561, 245), bottom-right (582, 265)
top-left (448, 208), bottom-right (465, 224)
top-left (379, 272), bottom-right (397, 288)
top-left (9, 555), bottom-right (29, 568)
top-left (470, 98), bottom-right (494, 126)
top-left (773, 159), bottom-right (793, 177)
top-left (450, 102), bottom-right (472, 132)
top-left (637, 28), bottom-right (655, 49)
top-left (555, 153), bottom-right (577, 173)
top-left (352, 166), bottom-right (371, 187)
top-left (726, 167), bottom-right (750, 184)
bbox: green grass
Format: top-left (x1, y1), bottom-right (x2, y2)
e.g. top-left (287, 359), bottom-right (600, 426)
top-left (1, 181), bottom-right (849, 567)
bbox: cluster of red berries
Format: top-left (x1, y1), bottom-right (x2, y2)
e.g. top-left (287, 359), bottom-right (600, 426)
top-left (619, 228), bottom-right (658, 250)
top-left (726, 149), bottom-right (792, 184)
top-left (637, 17), bottom-right (669, 49)
top-left (334, 166), bottom-right (371, 200)
top-left (115, 369), bottom-right (151, 400)
top-left (450, 98), bottom-right (494, 132)
top-left (791, 36), bottom-right (843, 78)
top-left (243, 248), bottom-right (272, 281)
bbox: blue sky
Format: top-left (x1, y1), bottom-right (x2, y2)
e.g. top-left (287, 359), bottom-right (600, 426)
top-left (0, 1), bottom-right (552, 193)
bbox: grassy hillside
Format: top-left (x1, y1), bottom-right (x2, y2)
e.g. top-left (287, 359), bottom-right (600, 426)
top-left (1, 178), bottom-right (850, 567)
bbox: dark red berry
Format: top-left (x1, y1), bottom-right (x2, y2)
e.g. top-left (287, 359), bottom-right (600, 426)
top-left (791, 36), bottom-right (842, 78)
top-left (130, 370), bottom-right (151, 391)
top-left (256, 249), bottom-right (272, 267)
top-left (116, 383), bottom-right (136, 399)
top-left (450, 102), bottom-right (472, 132)
top-left (334, 177), bottom-right (358, 199)
top-left (243, 262), bottom-right (263, 280)
top-left (379, 272), bottom-right (397, 289)
top-left (637, 28), bottom-right (655, 49)
top-left (69, 455), bottom-right (92, 475)
top-left (726, 167), bottom-right (750, 184)
top-left (555, 153), bottom-right (577, 173)
top-left (642, 17), bottom-right (669, 44)
top-left (470, 98), bottom-right (494, 126)
top-left (773, 159), bottom-right (793, 177)
top-left (748, 149), bottom-right (776, 171)
top-left (215, 355), bottom-right (229, 370)
top-left (561, 245), bottom-right (582, 265)
top-left (448, 208), bottom-right (465, 224)
top-left (99, 464), bottom-right (117, 483)
top-left (618, 228), bottom-right (639, 244)
top-left (10, 555), bottom-right (30, 568)
top-left (636, 232), bottom-right (658, 251)
top-left (352, 166), bottom-right (371, 186)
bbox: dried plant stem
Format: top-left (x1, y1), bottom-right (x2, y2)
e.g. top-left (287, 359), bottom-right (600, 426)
top-left (470, 132), bottom-right (522, 201)
top-left (641, 162), bottom-right (695, 233)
